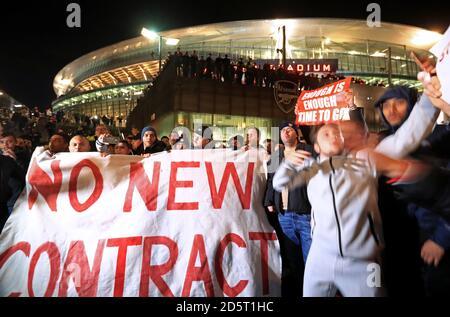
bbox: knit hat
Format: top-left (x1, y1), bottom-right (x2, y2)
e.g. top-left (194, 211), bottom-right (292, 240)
top-left (141, 126), bottom-right (157, 140)
top-left (279, 121), bottom-right (299, 135)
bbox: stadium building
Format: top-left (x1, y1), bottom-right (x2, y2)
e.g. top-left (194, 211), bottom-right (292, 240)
top-left (51, 18), bottom-right (442, 139)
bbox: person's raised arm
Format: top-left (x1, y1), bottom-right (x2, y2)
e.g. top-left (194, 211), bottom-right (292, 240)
top-left (368, 150), bottom-right (410, 179)
top-left (273, 150), bottom-right (313, 192)
top-left (368, 150), bottom-right (430, 186)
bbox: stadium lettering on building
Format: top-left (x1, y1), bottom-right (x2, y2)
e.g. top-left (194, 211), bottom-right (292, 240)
top-left (267, 59), bottom-right (338, 73)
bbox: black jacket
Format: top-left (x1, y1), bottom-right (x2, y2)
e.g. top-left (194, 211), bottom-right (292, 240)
top-left (264, 143), bottom-right (315, 215)
top-left (393, 165), bottom-right (450, 223)
top-left (135, 140), bottom-right (168, 155)
top-left (0, 155), bottom-right (25, 231)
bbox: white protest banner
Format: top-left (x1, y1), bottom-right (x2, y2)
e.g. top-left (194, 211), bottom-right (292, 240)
top-left (430, 26), bottom-right (450, 104)
top-left (296, 77), bottom-right (352, 126)
top-left (0, 149), bottom-right (281, 297)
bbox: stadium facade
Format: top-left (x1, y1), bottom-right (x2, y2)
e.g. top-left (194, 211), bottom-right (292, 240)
top-left (51, 18), bottom-right (442, 135)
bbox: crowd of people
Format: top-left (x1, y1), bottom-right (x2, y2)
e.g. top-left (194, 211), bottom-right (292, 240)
top-left (1, 61), bottom-right (449, 297)
top-left (168, 48), bottom-right (386, 89)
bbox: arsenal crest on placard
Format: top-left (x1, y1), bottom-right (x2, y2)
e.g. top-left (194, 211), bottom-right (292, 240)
top-left (273, 80), bottom-right (299, 114)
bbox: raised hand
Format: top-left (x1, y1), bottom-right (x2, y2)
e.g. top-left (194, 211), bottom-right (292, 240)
top-left (343, 89), bottom-right (356, 109)
top-left (285, 149), bottom-right (311, 166)
top-left (418, 73), bottom-right (450, 116)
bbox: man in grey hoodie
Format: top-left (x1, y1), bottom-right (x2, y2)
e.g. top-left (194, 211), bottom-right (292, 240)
top-left (273, 85), bottom-right (440, 296)
top-left (273, 122), bottom-right (427, 296)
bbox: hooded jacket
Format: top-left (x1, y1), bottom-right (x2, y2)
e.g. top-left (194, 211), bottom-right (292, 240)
top-left (273, 151), bottom-right (384, 261)
top-left (0, 155), bottom-right (25, 231)
top-left (374, 85), bottom-right (418, 134)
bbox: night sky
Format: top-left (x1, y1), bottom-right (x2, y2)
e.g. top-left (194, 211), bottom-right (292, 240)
top-left (0, 0), bottom-right (448, 109)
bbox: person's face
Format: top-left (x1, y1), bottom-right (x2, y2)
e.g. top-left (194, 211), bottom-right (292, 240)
top-left (16, 138), bottom-right (25, 148)
top-left (132, 139), bottom-right (142, 150)
top-left (114, 143), bottom-right (130, 155)
top-left (49, 135), bottom-right (68, 154)
top-left (340, 121), bottom-right (367, 152)
top-left (131, 128), bottom-right (139, 136)
top-left (280, 127), bottom-right (298, 145)
top-left (95, 125), bottom-right (108, 137)
top-left (246, 129), bottom-right (259, 146)
top-left (143, 131), bottom-right (156, 146)
top-left (381, 98), bottom-right (408, 127)
top-left (69, 136), bottom-right (90, 152)
top-left (231, 138), bottom-right (241, 149)
top-left (24, 139), bottom-right (32, 149)
top-left (107, 144), bottom-right (115, 154)
top-left (314, 124), bottom-right (344, 157)
top-left (0, 136), bottom-right (16, 151)
top-left (169, 133), bottom-right (179, 145)
top-left (193, 133), bottom-right (209, 148)
top-left (173, 142), bottom-right (186, 150)
top-left (161, 137), bottom-right (170, 146)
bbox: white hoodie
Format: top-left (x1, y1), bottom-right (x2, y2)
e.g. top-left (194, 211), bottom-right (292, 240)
top-left (273, 150), bottom-right (383, 261)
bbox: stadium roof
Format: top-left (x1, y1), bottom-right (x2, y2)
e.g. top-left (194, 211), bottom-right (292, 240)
top-left (54, 18), bottom-right (443, 97)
